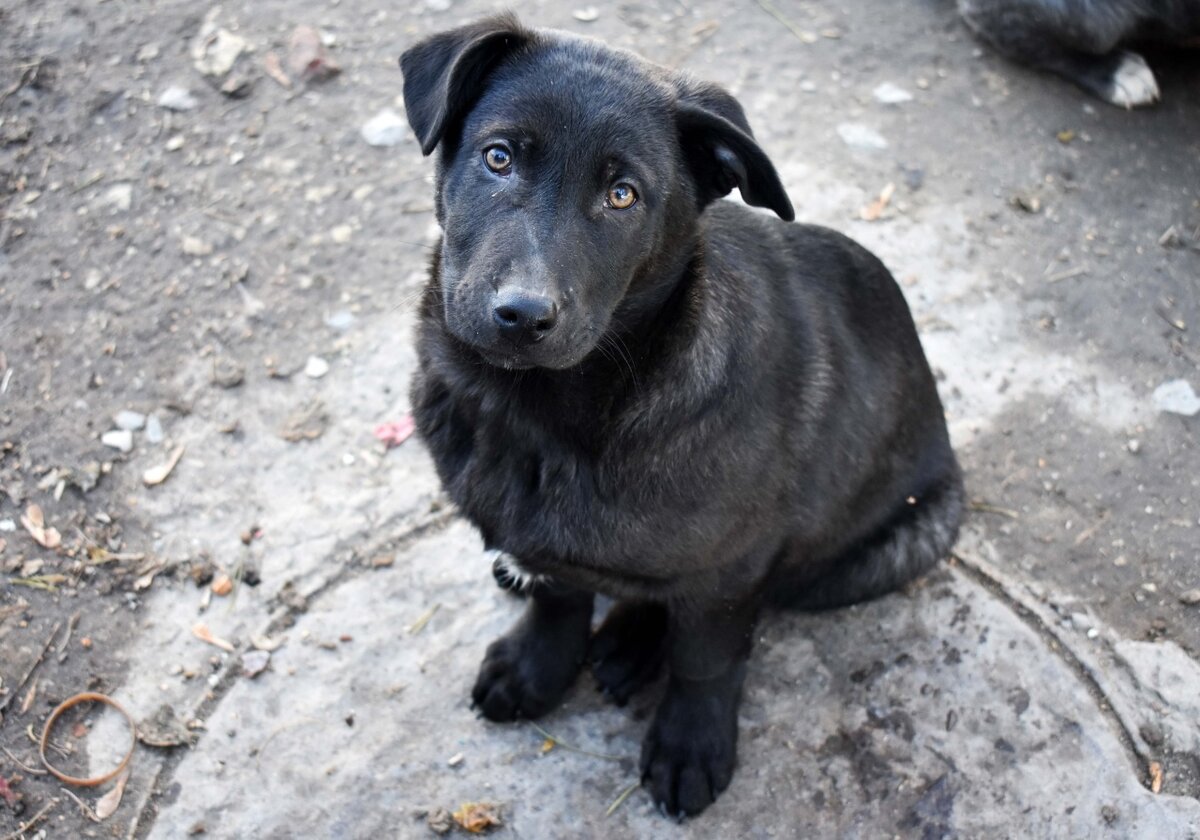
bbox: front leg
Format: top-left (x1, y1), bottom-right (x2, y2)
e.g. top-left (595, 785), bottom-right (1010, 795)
top-left (472, 579), bottom-right (594, 721)
top-left (641, 595), bottom-right (759, 818)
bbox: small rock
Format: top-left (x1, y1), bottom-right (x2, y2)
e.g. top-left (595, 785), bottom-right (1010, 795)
top-left (361, 109), bottom-right (407, 147)
top-left (102, 429), bottom-right (134, 453)
top-left (115, 410), bottom-right (146, 431)
top-left (145, 414), bottom-right (164, 444)
top-left (330, 224), bottom-right (353, 244)
top-left (220, 73), bottom-right (255, 98)
top-left (837, 123), bottom-right (888, 151)
top-left (325, 310), bottom-right (355, 331)
top-left (242, 650), bottom-right (271, 678)
top-left (165, 135), bottom-right (186, 152)
top-left (99, 183), bottom-right (133, 212)
top-left (193, 28), bottom-right (248, 78)
top-left (182, 235), bottom-right (214, 257)
top-left (84, 269), bottom-right (104, 291)
top-left (425, 0), bottom-right (452, 10)
top-left (136, 43), bottom-right (161, 63)
top-left (573, 6), bottom-right (600, 21)
top-left (447, 752), bottom-right (464, 767)
top-left (157, 86), bottom-right (199, 111)
top-left (1010, 191), bottom-right (1041, 214)
top-left (304, 356), bottom-right (330, 379)
top-left (1126, 438), bottom-right (1141, 454)
top-left (212, 357), bottom-right (245, 389)
top-left (427, 808), bottom-right (453, 835)
top-left (0, 519), bottom-right (16, 532)
top-left (1138, 722), bottom-right (1165, 747)
top-left (872, 82), bottom-right (913, 104)
top-left (1152, 379), bottom-right (1200, 417)
top-left (1180, 589), bottom-right (1200, 605)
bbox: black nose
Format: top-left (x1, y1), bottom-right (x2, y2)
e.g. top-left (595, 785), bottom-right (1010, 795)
top-left (492, 288), bottom-right (558, 346)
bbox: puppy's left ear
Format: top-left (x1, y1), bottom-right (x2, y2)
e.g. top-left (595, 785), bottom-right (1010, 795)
top-left (675, 84), bottom-right (794, 221)
top-left (400, 14), bottom-right (532, 155)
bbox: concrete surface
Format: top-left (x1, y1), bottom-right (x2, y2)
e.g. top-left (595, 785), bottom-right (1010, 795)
top-left (1, 0), bottom-right (1198, 838)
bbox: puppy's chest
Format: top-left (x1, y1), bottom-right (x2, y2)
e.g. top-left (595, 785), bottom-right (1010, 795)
top-left (417, 376), bottom-right (607, 552)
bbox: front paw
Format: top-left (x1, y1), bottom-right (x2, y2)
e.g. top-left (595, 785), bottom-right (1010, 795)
top-left (472, 626), bottom-right (588, 721)
top-left (589, 601), bottom-right (668, 705)
top-left (640, 675), bottom-right (740, 818)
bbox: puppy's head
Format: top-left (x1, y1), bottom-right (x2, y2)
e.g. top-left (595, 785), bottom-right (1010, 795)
top-left (400, 15), bottom-right (793, 370)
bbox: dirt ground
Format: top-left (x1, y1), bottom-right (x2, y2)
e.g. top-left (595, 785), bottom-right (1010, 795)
top-left (1, 0), bottom-right (1198, 837)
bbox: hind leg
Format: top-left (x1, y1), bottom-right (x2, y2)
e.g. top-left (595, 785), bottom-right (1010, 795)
top-left (784, 468), bottom-right (965, 611)
top-left (958, 0), bottom-right (1160, 106)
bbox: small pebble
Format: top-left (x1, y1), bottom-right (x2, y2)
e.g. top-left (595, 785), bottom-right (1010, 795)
top-left (361, 109), bottom-right (407, 147)
top-left (1126, 438), bottom-right (1141, 454)
top-left (102, 429), bottom-right (134, 452)
top-left (165, 135), bottom-right (186, 152)
top-left (1180, 589), bottom-right (1200, 606)
top-left (146, 414), bottom-right (165, 444)
top-left (1152, 379), bottom-right (1200, 417)
top-left (872, 82), bottom-right (913, 104)
top-left (837, 123), bottom-right (888, 151)
top-left (447, 752), bottom-right (464, 767)
top-left (573, 6), bottom-right (600, 21)
top-left (115, 410), bottom-right (146, 431)
top-left (158, 85), bottom-right (199, 112)
top-left (325, 310), bottom-right (355, 331)
top-left (182, 236), bottom-right (214, 257)
top-left (330, 224), bottom-right (353, 244)
top-left (304, 356), bottom-right (330, 379)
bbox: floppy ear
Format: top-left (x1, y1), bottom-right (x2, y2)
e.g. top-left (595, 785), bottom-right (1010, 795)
top-left (400, 14), bottom-right (532, 156)
top-left (675, 84), bottom-right (794, 221)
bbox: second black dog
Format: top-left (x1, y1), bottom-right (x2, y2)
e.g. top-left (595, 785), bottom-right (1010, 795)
top-left (400, 15), bottom-right (964, 818)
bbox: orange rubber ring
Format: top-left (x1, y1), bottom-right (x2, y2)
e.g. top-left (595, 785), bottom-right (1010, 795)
top-left (39, 692), bottom-right (136, 787)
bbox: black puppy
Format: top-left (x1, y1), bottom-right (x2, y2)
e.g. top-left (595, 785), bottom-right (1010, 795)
top-left (959, 0), bottom-right (1200, 106)
top-left (400, 15), bottom-right (963, 818)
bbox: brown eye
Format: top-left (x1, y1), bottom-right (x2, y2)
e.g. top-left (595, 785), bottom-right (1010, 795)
top-left (607, 182), bottom-right (637, 210)
top-left (483, 145), bottom-right (512, 174)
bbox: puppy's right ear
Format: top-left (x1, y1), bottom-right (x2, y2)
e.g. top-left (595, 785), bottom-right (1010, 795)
top-left (400, 14), bottom-right (531, 156)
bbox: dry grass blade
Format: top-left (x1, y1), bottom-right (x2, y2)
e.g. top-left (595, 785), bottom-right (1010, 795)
top-left (527, 721), bottom-right (624, 761)
top-left (407, 603), bottom-right (441, 635)
top-left (605, 781), bottom-right (639, 817)
top-left (968, 500), bottom-right (1020, 519)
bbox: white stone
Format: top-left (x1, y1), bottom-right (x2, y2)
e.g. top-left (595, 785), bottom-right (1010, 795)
top-left (304, 356), bottom-right (330, 379)
top-left (872, 82), bottom-right (913, 104)
top-left (837, 123), bottom-right (888, 151)
top-left (1152, 379), bottom-right (1200, 417)
top-left (361, 109), bottom-right (407, 147)
top-left (102, 429), bottom-right (134, 452)
top-left (157, 86), bottom-right (199, 111)
top-left (115, 410), bottom-right (146, 431)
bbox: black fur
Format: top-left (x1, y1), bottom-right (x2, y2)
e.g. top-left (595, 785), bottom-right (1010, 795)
top-left (400, 15), bottom-right (963, 818)
top-left (959, 0), bottom-right (1200, 105)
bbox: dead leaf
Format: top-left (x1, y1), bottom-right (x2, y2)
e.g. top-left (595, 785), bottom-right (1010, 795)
top-left (280, 400), bottom-right (328, 442)
top-left (20, 504), bottom-right (61, 549)
top-left (251, 634), bottom-right (284, 652)
top-left (134, 564), bottom-right (165, 591)
top-left (1150, 760), bottom-right (1163, 794)
top-left (263, 51), bottom-right (291, 88)
top-left (0, 775), bottom-right (18, 807)
top-left (192, 622), bottom-right (235, 653)
top-left (374, 415), bottom-right (416, 449)
top-left (286, 25), bottom-right (340, 82)
top-left (94, 767), bottom-right (130, 819)
top-left (138, 704), bottom-right (193, 748)
top-left (452, 802), bottom-right (503, 834)
top-left (859, 182), bottom-right (895, 222)
top-left (143, 445), bottom-right (185, 486)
